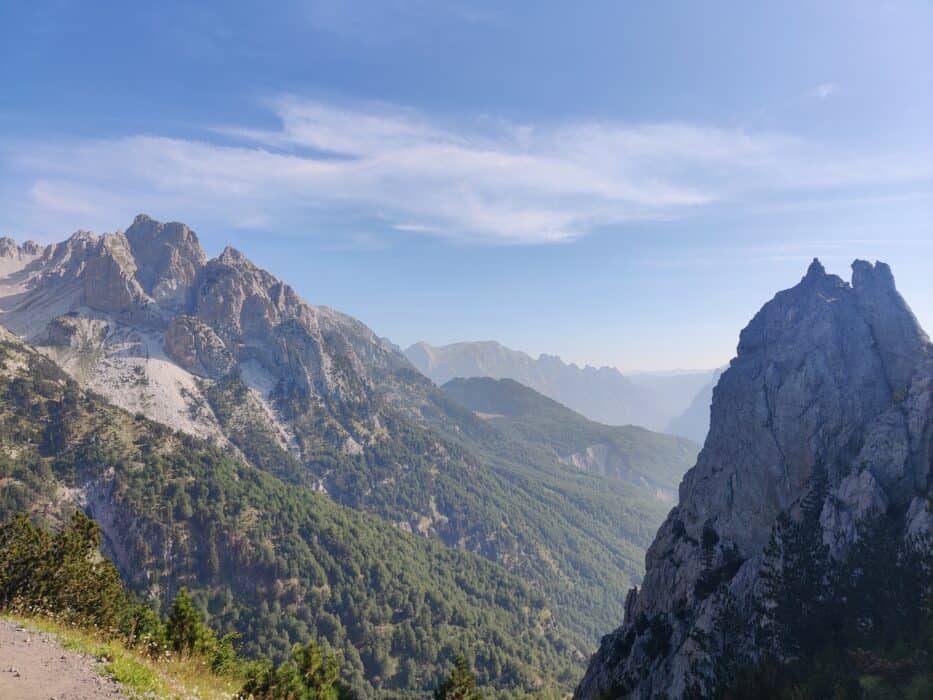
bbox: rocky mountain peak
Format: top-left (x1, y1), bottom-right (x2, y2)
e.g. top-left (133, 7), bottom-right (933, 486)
top-left (851, 259), bottom-right (929, 393)
top-left (124, 214), bottom-right (207, 309)
top-left (576, 259), bottom-right (932, 698)
top-left (0, 237), bottom-right (18, 257)
top-left (802, 256), bottom-right (826, 281)
top-left (216, 245), bottom-right (250, 267)
top-left (0, 237), bottom-right (42, 259)
top-left (852, 257), bottom-right (895, 290)
top-left (64, 229), bottom-right (100, 248)
top-left (0, 214), bottom-right (407, 448)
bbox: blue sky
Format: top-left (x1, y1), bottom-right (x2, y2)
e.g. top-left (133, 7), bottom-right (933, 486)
top-left (1, 1), bottom-right (931, 370)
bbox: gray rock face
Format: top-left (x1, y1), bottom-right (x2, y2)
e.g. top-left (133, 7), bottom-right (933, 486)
top-left (125, 214), bottom-right (206, 310)
top-left (46, 314), bottom-right (109, 349)
top-left (164, 315), bottom-right (234, 378)
top-left (576, 259), bottom-right (932, 699)
top-left (0, 237), bottom-right (42, 260)
top-left (81, 233), bottom-right (149, 315)
top-left (0, 215), bottom-right (412, 449)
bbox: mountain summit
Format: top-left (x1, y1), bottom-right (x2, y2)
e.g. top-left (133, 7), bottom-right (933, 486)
top-left (576, 259), bottom-right (932, 698)
top-left (0, 214), bottom-right (409, 445)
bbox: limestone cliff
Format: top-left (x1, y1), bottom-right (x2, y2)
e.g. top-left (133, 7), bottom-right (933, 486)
top-left (576, 259), bottom-right (932, 698)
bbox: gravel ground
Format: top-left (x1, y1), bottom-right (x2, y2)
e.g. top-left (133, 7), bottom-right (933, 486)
top-left (0, 619), bottom-right (127, 699)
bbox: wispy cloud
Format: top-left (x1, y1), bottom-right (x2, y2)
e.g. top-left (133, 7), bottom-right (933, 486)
top-left (4, 96), bottom-right (932, 243)
top-left (810, 82), bottom-right (839, 99)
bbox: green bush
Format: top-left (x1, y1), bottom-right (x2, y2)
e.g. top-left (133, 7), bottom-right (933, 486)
top-left (0, 511), bottom-right (141, 633)
top-left (433, 655), bottom-right (483, 700)
top-left (243, 640), bottom-right (346, 699)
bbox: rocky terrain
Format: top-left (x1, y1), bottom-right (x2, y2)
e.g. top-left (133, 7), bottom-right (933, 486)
top-left (576, 259), bottom-right (932, 698)
top-left (0, 620), bottom-right (126, 700)
top-left (0, 215), bottom-right (410, 452)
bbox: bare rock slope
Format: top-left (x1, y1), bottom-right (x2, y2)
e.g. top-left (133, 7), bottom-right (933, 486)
top-left (576, 259), bottom-right (932, 698)
top-left (0, 215), bottom-right (406, 448)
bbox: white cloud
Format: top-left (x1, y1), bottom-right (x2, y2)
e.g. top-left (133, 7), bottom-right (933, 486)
top-left (811, 82), bottom-right (839, 99)
top-left (4, 97), bottom-right (932, 243)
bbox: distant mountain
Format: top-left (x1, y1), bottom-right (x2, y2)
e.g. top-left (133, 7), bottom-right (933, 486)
top-left (626, 371), bottom-right (718, 424)
top-left (442, 377), bottom-right (699, 501)
top-left (577, 259), bottom-right (932, 698)
top-left (0, 215), bottom-right (696, 694)
top-left (664, 369), bottom-right (724, 444)
top-left (406, 340), bottom-right (673, 430)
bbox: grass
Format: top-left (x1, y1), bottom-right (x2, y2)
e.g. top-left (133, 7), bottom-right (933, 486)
top-left (3, 613), bottom-right (243, 699)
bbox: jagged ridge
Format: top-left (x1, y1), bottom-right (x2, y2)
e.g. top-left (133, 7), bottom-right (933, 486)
top-left (576, 259), bottom-right (932, 698)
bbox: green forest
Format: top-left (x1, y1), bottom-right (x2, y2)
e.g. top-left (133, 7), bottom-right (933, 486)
top-left (0, 510), bottom-right (486, 699)
top-left (689, 481), bottom-right (932, 700)
top-left (0, 338), bottom-right (580, 696)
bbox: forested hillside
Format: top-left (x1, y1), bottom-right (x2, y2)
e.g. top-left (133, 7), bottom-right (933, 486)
top-left (0, 331), bottom-right (580, 696)
top-left (442, 377), bottom-right (698, 499)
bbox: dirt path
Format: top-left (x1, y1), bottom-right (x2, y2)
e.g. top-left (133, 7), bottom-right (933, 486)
top-left (0, 619), bottom-right (127, 699)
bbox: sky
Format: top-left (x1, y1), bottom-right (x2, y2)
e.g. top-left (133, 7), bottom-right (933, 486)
top-left (1, 1), bottom-right (931, 371)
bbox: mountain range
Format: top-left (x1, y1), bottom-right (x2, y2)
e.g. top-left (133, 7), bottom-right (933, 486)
top-left (0, 215), bottom-right (699, 696)
top-left (663, 369), bottom-right (723, 445)
top-left (405, 340), bottom-right (717, 436)
top-left (3, 216), bottom-right (925, 697)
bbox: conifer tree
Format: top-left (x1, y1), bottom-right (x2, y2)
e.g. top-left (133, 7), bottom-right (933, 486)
top-left (434, 655), bottom-right (482, 700)
top-left (166, 587), bottom-right (213, 656)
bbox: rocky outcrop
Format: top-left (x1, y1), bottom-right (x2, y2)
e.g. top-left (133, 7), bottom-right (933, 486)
top-left (46, 314), bottom-right (109, 349)
top-left (576, 259), bottom-right (932, 699)
top-left (81, 232), bottom-right (148, 315)
top-left (164, 315), bottom-right (234, 378)
top-left (124, 214), bottom-right (206, 310)
top-left (0, 237), bottom-right (41, 260)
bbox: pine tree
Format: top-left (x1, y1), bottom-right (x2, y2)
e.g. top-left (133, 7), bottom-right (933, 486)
top-left (758, 473), bottom-right (835, 659)
top-left (0, 512), bottom-right (50, 607)
top-left (242, 639), bottom-right (345, 700)
top-left (434, 655), bottom-right (483, 700)
top-left (166, 587), bottom-right (213, 656)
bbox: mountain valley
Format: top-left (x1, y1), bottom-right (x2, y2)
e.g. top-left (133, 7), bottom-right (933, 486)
top-left (406, 341), bottom-right (717, 434)
top-left (0, 215), bottom-right (703, 696)
top-left (441, 377), bottom-right (698, 502)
